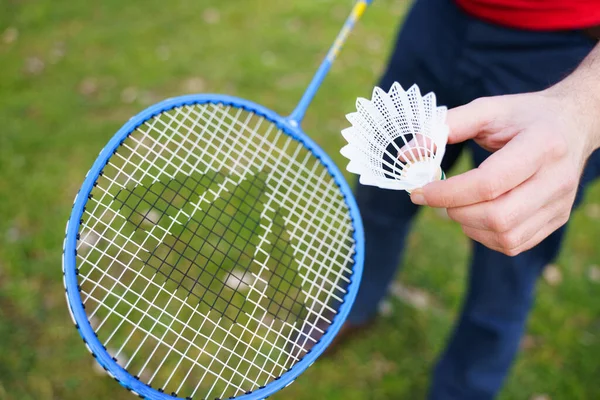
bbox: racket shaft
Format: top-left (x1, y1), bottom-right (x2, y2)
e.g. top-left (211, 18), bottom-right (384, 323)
top-left (288, 0), bottom-right (372, 124)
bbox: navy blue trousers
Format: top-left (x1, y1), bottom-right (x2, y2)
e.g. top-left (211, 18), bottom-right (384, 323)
top-left (347, 0), bottom-right (600, 398)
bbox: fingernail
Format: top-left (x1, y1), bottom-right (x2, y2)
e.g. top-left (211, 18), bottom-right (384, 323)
top-left (410, 189), bottom-right (427, 205)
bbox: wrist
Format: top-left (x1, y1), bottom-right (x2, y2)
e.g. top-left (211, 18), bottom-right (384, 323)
top-left (544, 77), bottom-right (600, 156)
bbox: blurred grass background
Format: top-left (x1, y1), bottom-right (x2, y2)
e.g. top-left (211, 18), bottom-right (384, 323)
top-left (1, 0), bottom-right (599, 399)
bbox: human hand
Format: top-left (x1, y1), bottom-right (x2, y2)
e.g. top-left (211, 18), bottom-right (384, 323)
top-left (409, 87), bottom-right (600, 256)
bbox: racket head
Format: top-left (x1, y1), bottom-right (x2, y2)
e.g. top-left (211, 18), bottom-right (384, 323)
top-left (62, 94), bottom-right (364, 400)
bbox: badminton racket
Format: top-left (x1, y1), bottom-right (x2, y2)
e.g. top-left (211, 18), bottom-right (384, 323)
top-left (62, 1), bottom-right (370, 399)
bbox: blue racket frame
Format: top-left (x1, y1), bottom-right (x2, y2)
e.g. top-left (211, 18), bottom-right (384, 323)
top-left (63, 94), bottom-right (365, 400)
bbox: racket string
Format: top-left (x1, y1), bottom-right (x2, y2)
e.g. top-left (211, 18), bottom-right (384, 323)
top-left (79, 105), bottom-right (246, 329)
top-left (76, 103), bottom-right (357, 398)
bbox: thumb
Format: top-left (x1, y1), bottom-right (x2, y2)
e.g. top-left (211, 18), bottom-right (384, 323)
top-left (446, 96), bottom-right (509, 144)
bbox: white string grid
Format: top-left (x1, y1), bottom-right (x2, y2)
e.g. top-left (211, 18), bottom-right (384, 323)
top-left (75, 103), bottom-right (357, 399)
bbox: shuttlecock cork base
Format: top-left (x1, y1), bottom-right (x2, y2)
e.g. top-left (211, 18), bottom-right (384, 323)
top-left (404, 165), bottom-right (445, 194)
top-left (340, 82), bottom-right (449, 193)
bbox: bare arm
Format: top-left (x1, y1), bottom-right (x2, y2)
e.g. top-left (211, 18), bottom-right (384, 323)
top-left (547, 42), bottom-right (600, 153)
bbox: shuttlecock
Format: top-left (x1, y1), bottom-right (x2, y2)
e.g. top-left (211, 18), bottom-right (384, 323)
top-left (340, 82), bottom-right (449, 192)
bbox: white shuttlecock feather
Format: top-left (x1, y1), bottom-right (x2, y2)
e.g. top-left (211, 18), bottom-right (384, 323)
top-left (340, 82), bottom-right (449, 192)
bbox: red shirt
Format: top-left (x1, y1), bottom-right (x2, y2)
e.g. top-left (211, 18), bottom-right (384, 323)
top-left (455, 0), bottom-right (600, 31)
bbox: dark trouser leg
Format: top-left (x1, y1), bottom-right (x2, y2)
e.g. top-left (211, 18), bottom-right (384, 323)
top-left (346, 0), bottom-right (469, 325)
top-left (430, 231), bottom-right (563, 399)
top-left (425, 8), bottom-right (598, 398)
top-left (429, 146), bottom-right (600, 400)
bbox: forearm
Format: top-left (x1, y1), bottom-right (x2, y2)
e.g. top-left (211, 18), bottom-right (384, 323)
top-left (546, 43), bottom-right (600, 154)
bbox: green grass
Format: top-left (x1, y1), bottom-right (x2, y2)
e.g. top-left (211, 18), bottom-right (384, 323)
top-left (1, 0), bottom-right (599, 399)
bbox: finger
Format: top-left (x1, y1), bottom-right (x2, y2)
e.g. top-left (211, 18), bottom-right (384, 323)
top-left (413, 131), bottom-right (545, 208)
top-left (461, 205), bottom-right (566, 255)
top-left (501, 214), bottom-right (569, 256)
top-left (446, 170), bottom-right (550, 231)
top-left (465, 214), bottom-right (568, 256)
top-left (446, 96), bottom-right (510, 144)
